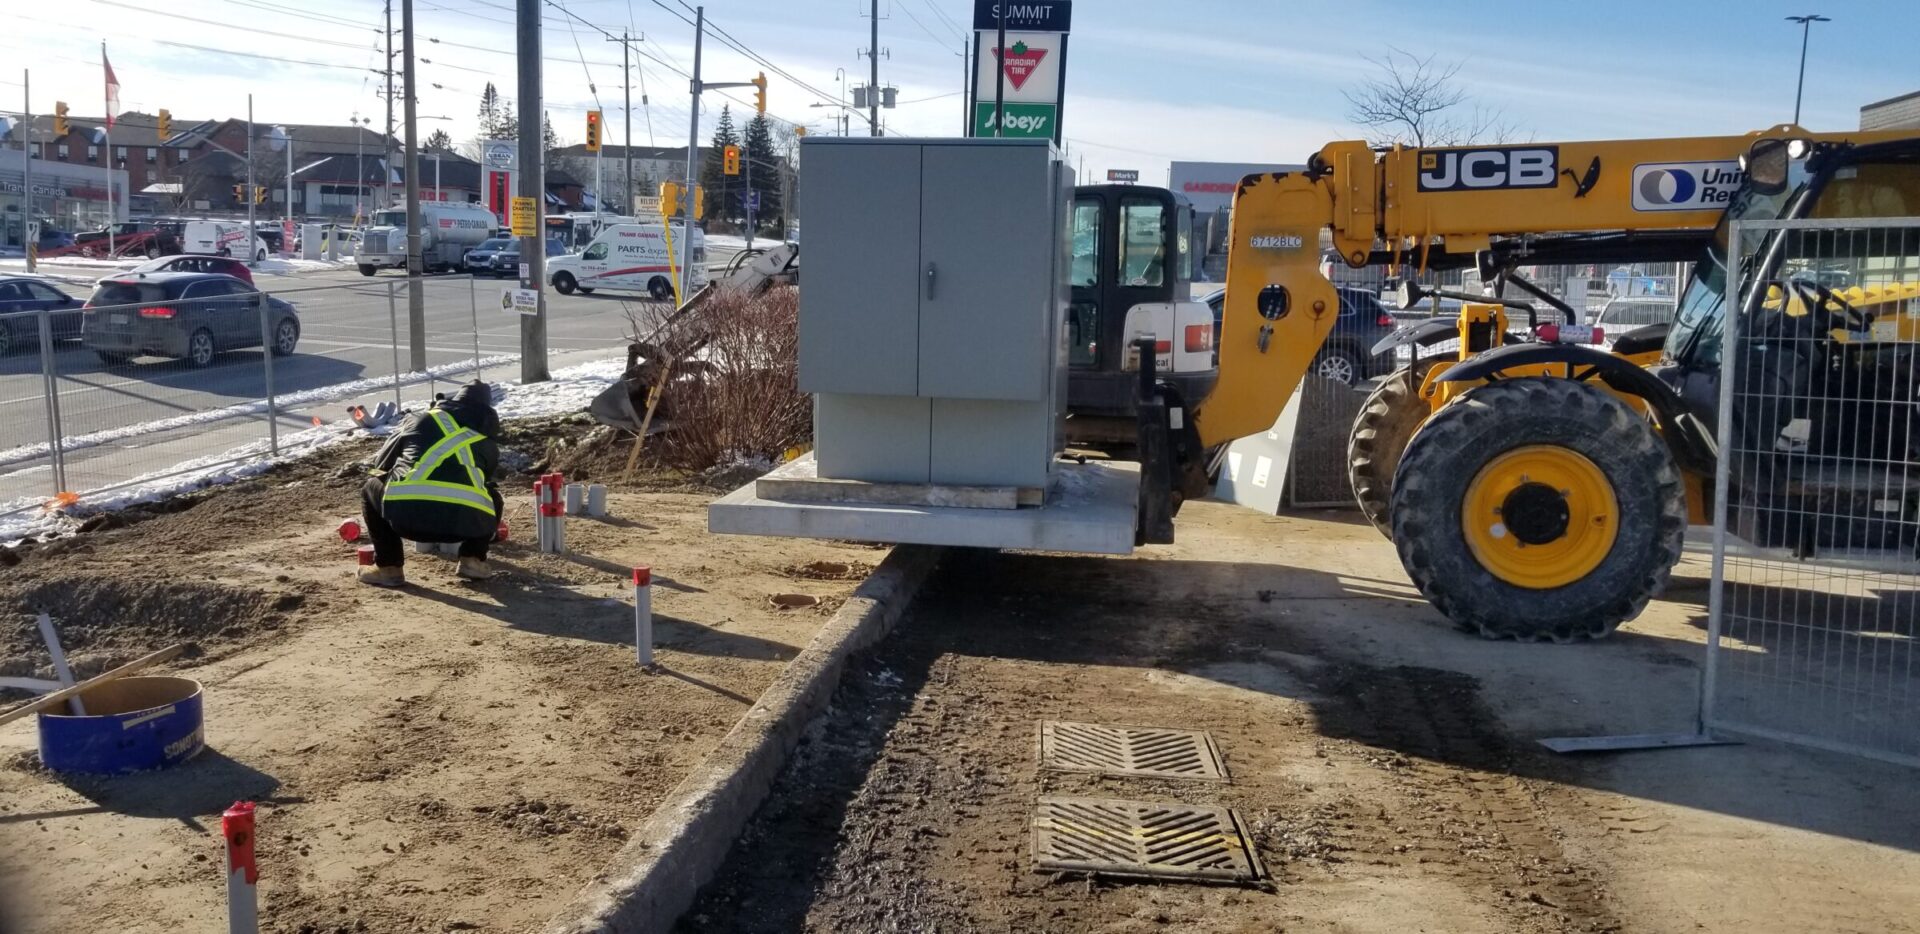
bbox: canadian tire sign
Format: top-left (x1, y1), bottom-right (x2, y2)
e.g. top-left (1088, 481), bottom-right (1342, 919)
top-left (970, 0), bottom-right (1070, 143)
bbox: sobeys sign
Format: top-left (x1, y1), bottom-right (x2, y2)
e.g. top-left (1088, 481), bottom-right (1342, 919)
top-left (973, 102), bottom-right (1055, 138)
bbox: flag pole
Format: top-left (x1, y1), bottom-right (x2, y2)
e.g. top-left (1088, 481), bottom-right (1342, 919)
top-left (102, 41), bottom-right (114, 256)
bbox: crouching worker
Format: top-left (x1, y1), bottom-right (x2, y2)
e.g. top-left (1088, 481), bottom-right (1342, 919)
top-left (359, 381), bottom-right (505, 587)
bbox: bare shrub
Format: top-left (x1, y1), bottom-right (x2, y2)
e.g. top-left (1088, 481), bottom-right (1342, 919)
top-left (651, 286), bottom-right (809, 471)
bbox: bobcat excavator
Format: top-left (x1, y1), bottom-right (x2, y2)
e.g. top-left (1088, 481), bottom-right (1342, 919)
top-left (1139, 125), bottom-right (1920, 642)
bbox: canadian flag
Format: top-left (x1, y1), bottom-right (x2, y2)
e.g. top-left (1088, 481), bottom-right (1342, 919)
top-left (103, 48), bottom-right (120, 128)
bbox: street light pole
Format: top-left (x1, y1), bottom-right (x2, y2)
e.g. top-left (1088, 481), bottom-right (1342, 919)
top-left (1786, 14), bottom-right (1830, 126)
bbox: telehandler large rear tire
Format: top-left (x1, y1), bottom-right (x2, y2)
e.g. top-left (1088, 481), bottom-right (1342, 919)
top-left (1389, 378), bottom-right (1686, 642)
top-left (1348, 359), bottom-right (1441, 537)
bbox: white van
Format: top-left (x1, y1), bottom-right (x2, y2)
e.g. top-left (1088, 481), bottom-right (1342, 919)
top-left (546, 223), bottom-right (707, 300)
top-left (182, 222), bottom-right (268, 263)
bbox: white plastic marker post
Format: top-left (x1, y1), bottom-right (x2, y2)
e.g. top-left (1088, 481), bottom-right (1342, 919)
top-left (564, 483), bottom-right (585, 516)
top-left (586, 483), bottom-right (608, 518)
top-left (34, 612), bottom-right (85, 715)
top-left (222, 801), bottom-right (259, 934)
top-left (633, 566), bottom-right (653, 667)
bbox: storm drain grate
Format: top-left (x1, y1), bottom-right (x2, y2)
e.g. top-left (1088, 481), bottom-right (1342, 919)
top-left (1040, 721), bottom-right (1228, 782)
top-left (1030, 795), bottom-right (1264, 882)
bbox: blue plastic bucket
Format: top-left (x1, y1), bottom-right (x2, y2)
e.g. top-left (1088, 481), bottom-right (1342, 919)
top-left (36, 676), bottom-right (206, 774)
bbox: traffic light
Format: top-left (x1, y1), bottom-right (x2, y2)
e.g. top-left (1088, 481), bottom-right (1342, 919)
top-left (723, 144), bottom-right (740, 176)
top-left (751, 72), bottom-right (767, 115)
top-left (255, 185), bottom-right (267, 205)
top-left (584, 110), bottom-right (602, 153)
top-left (53, 101), bottom-right (70, 137)
top-left (691, 185), bottom-right (704, 220)
top-left (156, 109), bottom-right (171, 140)
top-left (233, 184), bottom-right (245, 202)
top-left (794, 126), bottom-right (808, 138)
top-left (659, 180), bottom-right (680, 217)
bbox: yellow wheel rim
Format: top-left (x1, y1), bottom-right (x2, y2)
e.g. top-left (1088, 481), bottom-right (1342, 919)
top-left (1461, 445), bottom-right (1618, 590)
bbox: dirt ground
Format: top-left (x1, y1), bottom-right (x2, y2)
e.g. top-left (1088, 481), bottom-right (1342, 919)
top-left (0, 420), bottom-right (880, 934)
top-left (688, 502), bottom-right (1920, 934)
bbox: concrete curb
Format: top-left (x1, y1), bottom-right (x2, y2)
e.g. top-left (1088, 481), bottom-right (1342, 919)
top-left (542, 544), bottom-right (945, 934)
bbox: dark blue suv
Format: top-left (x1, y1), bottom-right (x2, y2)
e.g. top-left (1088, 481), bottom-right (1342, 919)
top-left (0, 277), bottom-right (83, 356)
top-left (82, 272), bottom-right (299, 368)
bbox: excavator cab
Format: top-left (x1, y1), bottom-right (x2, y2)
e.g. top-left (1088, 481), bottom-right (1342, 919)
top-left (1064, 184), bottom-right (1217, 444)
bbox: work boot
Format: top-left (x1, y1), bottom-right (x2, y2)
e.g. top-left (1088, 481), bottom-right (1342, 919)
top-left (456, 557), bottom-right (495, 581)
top-left (358, 565), bottom-right (406, 588)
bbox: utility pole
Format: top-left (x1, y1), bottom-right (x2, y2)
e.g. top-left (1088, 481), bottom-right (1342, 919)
top-left (517, 0), bottom-right (548, 382)
top-left (868, 0), bottom-right (881, 136)
top-left (608, 32), bottom-right (636, 214)
top-left (960, 40), bottom-right (969, 136)
top-left (22, 68), bottom-right (34, 274)
top-left (993, 7), bottom-right (1006, 137)
top-left (1786, 13), bottom-right (1830, 125)
top-left (246, 95), bottom-right (256, 260)
top-left (682, 6), bottom-right (703, 301)
top-left (402, 0), bottom-right (425, 372)
top-left (384, 0), bottom-right (395, 211)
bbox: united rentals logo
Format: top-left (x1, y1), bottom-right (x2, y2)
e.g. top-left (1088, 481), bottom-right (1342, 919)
top-left (1416, 146), bottom-right (1559, 192)
top-left (993, 41), bottom-right (1048, 91)
top-left (1632, 161), bottom-right (1744, 211)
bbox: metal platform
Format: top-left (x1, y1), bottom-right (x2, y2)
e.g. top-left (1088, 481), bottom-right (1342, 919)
top-left (708, 455), bottom-right (1140, 555)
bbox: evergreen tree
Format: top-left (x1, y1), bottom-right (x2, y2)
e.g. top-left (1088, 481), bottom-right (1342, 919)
top-left (701, 105), bottom-right (741, 224)
top-left (477, 83), bottom-right (514, 139)
top-left (424, 128), bottom-right (454, 152)
top-left (743, 113), bottom-right (781, 228)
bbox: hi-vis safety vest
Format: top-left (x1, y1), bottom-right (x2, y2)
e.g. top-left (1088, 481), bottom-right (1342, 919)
top-left (383, 409), bottom-right (497, 517)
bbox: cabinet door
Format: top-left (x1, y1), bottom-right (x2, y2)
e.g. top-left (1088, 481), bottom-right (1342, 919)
top-left (917, 144), bottom-right (1051, 401)
top-left (798, 143), bottom-right (923, 396)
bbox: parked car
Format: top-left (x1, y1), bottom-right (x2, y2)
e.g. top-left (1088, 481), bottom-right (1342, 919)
top-left (72, 221), bottom-right (182, 258)
top-left (463, 237), bottom-right (515, 274)
top-left (0, 276), bottom-right (83, 355)
top-left (1590, 297), bottom-right (1677, 349)
top-left (81, 272), bottom-right (299, 368)
top-left (484, 237), bottom-right (570, 279)
top-left (1206, 286), bottom-right (1398, 385)
top-left (126, 254), bottom-right (256, 285)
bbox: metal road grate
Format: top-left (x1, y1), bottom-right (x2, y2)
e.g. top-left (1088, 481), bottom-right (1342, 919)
top-left (1030, 796), bottom-right (1264, 882)
top-left (1040, 721), bottom-right (1229, 782)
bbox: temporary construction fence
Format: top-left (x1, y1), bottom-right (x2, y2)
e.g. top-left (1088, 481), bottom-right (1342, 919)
top-left (0, 274), bottom-right (521, 530)
top-left (1705, 216), bottom-right (1920, 765)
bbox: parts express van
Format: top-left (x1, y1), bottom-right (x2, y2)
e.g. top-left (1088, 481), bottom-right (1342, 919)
top-left (546, 223), bottom-right (707, 300)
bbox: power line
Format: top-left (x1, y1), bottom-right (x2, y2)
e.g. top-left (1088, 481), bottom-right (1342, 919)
top-left (86, 0), bottom-right (380, 51)
top-left (220, 0), bottom-right (380, 32)
top-left (895, 0), bottom-right (956, 48)
top-left (923, 0), bottom-right (966, 40)
top-left (554, 0), bottom-right (603, 108)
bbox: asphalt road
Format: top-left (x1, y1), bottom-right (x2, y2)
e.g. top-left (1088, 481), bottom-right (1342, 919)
top-left (1, 267), bottom-right (663, 455)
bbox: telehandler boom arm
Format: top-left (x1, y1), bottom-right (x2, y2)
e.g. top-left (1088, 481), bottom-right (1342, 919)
top-left (1200, 125), bottom-right (1912, 446)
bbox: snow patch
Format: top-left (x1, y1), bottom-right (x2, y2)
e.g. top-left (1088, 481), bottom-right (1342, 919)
top-left (0, 357), bottom-right (626, 547)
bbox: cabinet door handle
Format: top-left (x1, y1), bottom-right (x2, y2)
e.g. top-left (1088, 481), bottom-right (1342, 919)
top-left (924, 261), bottom-right (937, 300)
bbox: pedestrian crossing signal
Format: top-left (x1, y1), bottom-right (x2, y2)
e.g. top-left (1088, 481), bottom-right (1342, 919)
top-left (585, 110), bottom-right (603, 153)
top-left (723, 145), bottom-right (740, 176)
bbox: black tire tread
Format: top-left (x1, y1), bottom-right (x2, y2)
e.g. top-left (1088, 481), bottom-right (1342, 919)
top-left (1348, 359), bottom-right (1439, 537)
top-left (1390, 378), bottom-right (1687, 643)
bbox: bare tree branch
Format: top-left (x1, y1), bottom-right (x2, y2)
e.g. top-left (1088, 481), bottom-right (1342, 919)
top-left (1343, 48), bottom-right (1523, 147)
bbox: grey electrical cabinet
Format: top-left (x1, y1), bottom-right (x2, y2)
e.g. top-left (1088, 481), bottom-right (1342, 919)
top-left (800, 137), bottom-right (1069, 490)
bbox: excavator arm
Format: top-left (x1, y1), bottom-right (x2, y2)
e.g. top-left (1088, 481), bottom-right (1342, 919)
top-left (1197, 125), bottom-right (1914, 447)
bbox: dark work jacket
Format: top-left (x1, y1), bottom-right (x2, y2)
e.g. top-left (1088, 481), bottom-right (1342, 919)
top-left (371, 382), bottom-right (502, 541)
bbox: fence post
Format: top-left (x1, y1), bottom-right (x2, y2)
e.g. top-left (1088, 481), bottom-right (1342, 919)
top-left (36, 309), bottom-right (68, 495)
top-left (256, 291), bottom-right (280, 457)
top-left (1699, 220), bottom-right (1747, 735)
top-left (386, 280), bottom-right (404, 410)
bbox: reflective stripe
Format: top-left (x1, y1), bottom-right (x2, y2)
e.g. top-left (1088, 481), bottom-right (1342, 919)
top-left (386, 408), bottom-right (494, 517)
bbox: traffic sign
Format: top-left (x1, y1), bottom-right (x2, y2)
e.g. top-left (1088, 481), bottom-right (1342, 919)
top-left (746, 190), bottom-right (761, 211)
top-left (501, 287), bottom-right (539, 316)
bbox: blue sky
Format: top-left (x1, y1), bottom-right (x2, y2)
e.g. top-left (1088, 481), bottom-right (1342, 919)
top-left (5, 0), bottom-right (1915, 181)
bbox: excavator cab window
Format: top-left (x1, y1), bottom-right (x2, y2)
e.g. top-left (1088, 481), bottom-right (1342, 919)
top-left (1120, 198), bottom-right (1167, 288)
top-left (1068, 198), bottom-right (1103, 367)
